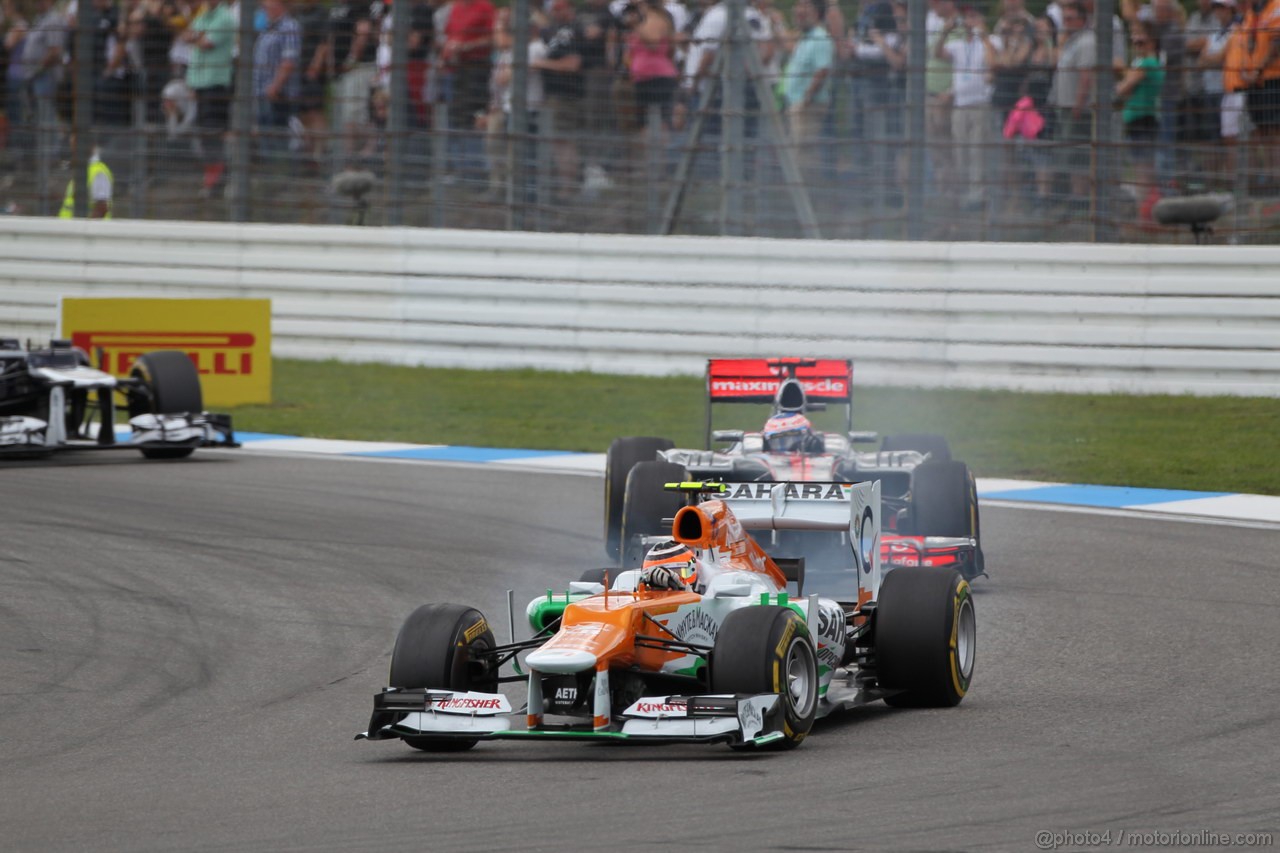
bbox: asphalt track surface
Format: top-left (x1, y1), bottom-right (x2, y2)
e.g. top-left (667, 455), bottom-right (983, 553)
top-left (3, 451), bottom-right (1278, 853)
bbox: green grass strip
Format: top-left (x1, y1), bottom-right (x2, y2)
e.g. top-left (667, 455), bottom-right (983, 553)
top-left (225, 359), bottom-right (1280, 496)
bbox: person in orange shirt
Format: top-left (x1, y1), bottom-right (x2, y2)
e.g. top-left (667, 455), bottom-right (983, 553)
top-left (1233, 0), bottom-right (1280, 178)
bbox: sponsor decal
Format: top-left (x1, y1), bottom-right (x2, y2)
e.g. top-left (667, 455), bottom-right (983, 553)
top-left (634, 700), bottom-right (687, 714)
top-left (725, 482), bottom-right (851, 501)
top-left (432, 697), bottom-right (504, 711)
top-left (671, 607), bottom-right (719, 646)
top-left (738, 699), bottom-right (763, 734)
top-left (554, 687), bottom-right (577, 702)
top-left (61, 298), bottom-right (272, 406)
top-left (816, 607), bottom-right (844, 647)
top-left (72, 331), bottom-right (256, 377)
top-left (710, 378), bottom-right (849, 396)
top-left (463, 618), bottom-right (489, 644)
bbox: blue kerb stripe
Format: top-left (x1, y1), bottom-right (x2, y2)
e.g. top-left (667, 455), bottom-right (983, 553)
top-left (350, 446), bottom-right (578, 462)
top-left (981, 484), bottom-right (1232, 508)
top-left (233, 431), bottom-right (300, 442)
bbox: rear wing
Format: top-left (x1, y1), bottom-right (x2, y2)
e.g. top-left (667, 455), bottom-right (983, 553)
top-left (704, 358), bottom-right (854, 447)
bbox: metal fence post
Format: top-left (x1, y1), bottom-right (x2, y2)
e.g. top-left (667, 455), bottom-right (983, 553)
top-left (71, 3), bottom-right (92, 218)
top-left (721, 0), bottom-right (746, 236)
top-left (230, 0), bottom-right (256, 222)
top-left (386, 0), bottom-right (409, 225)
top-left (906, 0), bottom-right (927, 240)
top-left (431, 101), bottom-right (447, 228)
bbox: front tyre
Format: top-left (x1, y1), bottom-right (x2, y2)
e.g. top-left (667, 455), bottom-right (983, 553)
top-left (875, 568), bottom-right (975, 707)
top-left (389, 603), bottom-right (499, 752)
top-left (711, 606), bottom-right (818, 749)
top-left (128, 350), bottom-right (204, 460)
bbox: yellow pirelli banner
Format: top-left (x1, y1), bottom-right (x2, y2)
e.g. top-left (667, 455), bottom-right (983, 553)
top-left (60, 298), bottom-right (272, 406)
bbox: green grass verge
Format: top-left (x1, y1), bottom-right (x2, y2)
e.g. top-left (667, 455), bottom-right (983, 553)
top-left (224, 359), bottom-right (1280, 496)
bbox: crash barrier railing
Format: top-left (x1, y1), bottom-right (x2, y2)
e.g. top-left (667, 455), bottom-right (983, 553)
top-left (1, 218), bottom-right (1277, 396)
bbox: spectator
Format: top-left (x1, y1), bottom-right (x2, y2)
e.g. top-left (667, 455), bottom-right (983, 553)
top-left (992, 0), bottom-right (1035, 124)
top-left (782, 0), bottom-right (833, 182)
top-left (331, 0), bottom-right (381, 153)
top-left (23, 0), bottom-right (67, 139)
top-left (253, 0), bottom-right (300, 154)
top-left (294, 0), bottom-right (329, 166)
top-left (1115, 22), bottom-right (1163, 217)
top-left (1186, 0), bottom-right (1219, 144)
top-left (578, 0), bottom-right (617, 181)
top-left (136, 0), bottom-right (176, 123)
top-left (536, 0), bottom-right (585, 199)
top-left (628, 0), bottom-right (678, 128)
top-left (183, 0), bottom-right (233, 195)
top-left (1237, 0), bottom-right (1280, 184)
top-left (1026, 14), bottom-right (1058, 202)
top-left (935, 4), bottom-right (995, 208)
top-left (679, 0), bottom-right (768, 144)
top-left (83, 0), bottom-right (123, 124)
top-left (58, 133), bottom-right (112, 217)
top-left (484, 8), bottom-right (545, 199)
top-left (925, 0), bottom-right (962, 193)
top-left (442, 0), bottom-right (495, 178)
top-left (406, 0), bottom-right (436, 126)
top-left (1048, 0), bottom-right (1095, 204)
top-left (852, 0), bottom-right (898, 155)
top-left (1198, 0), bottom-right (1239, 182)
top-left (1122, 0), bottom-right (1185, 188)
top-left (3, 0), bottom-right (29, 152)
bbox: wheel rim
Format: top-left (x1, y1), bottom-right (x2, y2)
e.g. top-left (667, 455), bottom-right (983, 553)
top-left (955, 596), bottom-right (976, 680)
top-left (784, 637), bottom-right (817, 717)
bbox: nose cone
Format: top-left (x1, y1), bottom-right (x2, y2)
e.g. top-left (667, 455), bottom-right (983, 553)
top-left (525, 647), bottom-right (598, 674)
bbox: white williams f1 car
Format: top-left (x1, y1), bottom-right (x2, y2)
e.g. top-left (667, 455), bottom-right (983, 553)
top-left (0, 338), bottom-right (237, 459)
top-left (358, 479), bottom-right (976, 752)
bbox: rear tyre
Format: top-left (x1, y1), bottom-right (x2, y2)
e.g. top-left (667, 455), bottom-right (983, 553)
top-left (711, 606), bottom-right (818, 750)
top-left (876, 568), bottom-right (975, 707)
top-left (604, 437), bottom-right (674, 562)
top-left (129, 351), bottom-right (203, 460)
top-left (389, 603), bottom-right (498, 752)
top-left (911, 460), bottom-right (977, 539)
top-left (882, 433), bottom-right (951, 462)
top-left (618, 460), bottom-right (687, 568)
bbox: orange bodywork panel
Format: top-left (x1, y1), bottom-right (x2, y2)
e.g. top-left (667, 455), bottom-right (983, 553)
top-left (671, 500), bottom-right (789, 590)
top-left (536, 589), bottom-right (704, 670)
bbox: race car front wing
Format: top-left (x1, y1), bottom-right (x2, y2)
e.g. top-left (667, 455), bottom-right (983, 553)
top-left (357, 688), bottom-right (786, 748)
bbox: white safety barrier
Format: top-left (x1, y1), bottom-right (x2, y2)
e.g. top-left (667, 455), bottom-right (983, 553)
top-left (1, 218), bottom-right (1278, 396)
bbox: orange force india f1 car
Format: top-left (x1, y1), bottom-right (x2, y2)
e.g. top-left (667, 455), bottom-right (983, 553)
top-left (358, 480), bottom-right (976, 752)
top-left (603, 358), bottom-right (985, 580)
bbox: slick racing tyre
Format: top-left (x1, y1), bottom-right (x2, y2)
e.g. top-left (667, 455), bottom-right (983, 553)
top-left (711, 606), bottom-right (818, 750)
top-left (604, 437), bottom-right (674, 562)
top-left (881, 432), bottom-right (952, 462)
top-left (129, 350), bottom-right (204, 460)
top-left (618, 460), bottom-right (687, 568)
top-left (911, 460), bottom-right (977, 538)
top-left (875, 568), bottom-right (975, 708)
top-left (389, 603), bottom-right (499, 752)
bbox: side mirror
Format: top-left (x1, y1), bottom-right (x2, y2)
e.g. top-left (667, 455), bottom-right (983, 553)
top-left (848, 431), bottom-right (879, 444)
top-left (711, 429), bottom-right (744, 443)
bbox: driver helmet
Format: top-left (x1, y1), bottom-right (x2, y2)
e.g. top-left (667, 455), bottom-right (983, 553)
top-left (762, 412), bottom-right (813, 453)
top-left (641, 539), bottom-right (699, 589)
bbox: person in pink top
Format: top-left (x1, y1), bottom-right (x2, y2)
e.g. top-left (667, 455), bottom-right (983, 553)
top-left (629, 0), bottom-right (678, 127)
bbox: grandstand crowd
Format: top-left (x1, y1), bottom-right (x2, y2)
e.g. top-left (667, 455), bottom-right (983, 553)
top-left (0, 0), bottom-right (1277, 220)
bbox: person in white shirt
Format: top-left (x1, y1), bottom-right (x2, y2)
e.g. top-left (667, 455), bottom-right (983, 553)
top-left (934, 5), bottom-right (996, 206)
